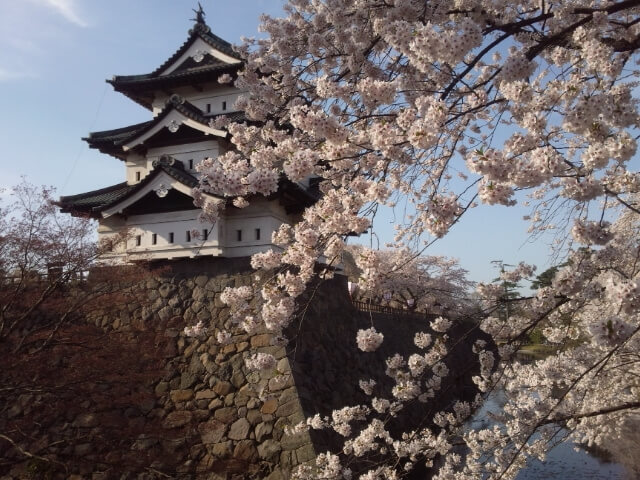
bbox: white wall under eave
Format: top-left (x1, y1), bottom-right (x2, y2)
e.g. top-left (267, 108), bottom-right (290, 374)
top-left (125, 152), bottom-right (148, 185)
top-left (224, 197), bottom-right (291, 220)
top-left (152, 85), bottom-right (246, 117)
top-left (219, 198), bottom-right (292, 257)
top-left (98, 215), bottom-right (126, 233)
top-left (146, 140), bottom-right (220, 176)
top-left (95, 198), bottom-right (299, 261)
top-left (125, 210), bottom-right (218, 253)
top-left (97, 216), bottom-right (128, 255)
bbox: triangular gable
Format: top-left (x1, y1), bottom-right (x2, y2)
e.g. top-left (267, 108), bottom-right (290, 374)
top-left (157, 36), bottom-right (241, 77)
top-left (108, 20), bottom-right (242, 110)
top-left (101, 168), bottom-right (222, 218)
top-left (121, 97), bottom-right (227, 152)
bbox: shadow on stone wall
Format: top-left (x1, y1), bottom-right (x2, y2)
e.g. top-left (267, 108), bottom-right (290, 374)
top-left (288, 275), bottom-right (490, 478)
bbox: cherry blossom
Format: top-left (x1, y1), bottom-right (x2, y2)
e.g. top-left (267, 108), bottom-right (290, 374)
top-left (244, 352), bottom-right (277, 371)
top-left (356, 327), bottom-right (384, 353)
top-left (192, 1), bottom-right (640, 477)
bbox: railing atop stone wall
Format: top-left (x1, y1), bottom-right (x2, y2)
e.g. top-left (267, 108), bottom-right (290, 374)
top-left (0, 270), bottom-right (88, 286)
top-left (352, 300), bottom-right (435, 320)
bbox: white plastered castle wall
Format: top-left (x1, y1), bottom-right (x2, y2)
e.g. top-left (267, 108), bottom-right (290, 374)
top-left (97, 197), bottom-right (291, 261)
top-left (152, 84), bottom-right (245, 117)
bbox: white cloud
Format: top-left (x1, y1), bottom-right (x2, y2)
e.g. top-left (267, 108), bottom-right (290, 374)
top-left (33, 0), bottom-right (88, 27)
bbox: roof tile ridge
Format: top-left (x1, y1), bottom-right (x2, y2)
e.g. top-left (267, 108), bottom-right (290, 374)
top-left (198, 29), bottom-right (242, 60)
top-left (169, 95), bottom-right (208, 122)
top-left (149, 34), bottom-right (197, 77)
top-left (84, 120), bottom-right (154, 140)
top-left (59, 181), bottom-right (130, 202)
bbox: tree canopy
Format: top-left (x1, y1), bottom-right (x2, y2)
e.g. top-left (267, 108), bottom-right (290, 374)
top-left (190, 1), bottom-right (640, 478)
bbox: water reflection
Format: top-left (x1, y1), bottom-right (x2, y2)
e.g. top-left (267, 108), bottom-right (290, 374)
top-left (468, 364), bottom-right (636, 479)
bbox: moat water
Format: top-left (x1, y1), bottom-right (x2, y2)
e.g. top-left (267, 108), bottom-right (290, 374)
top-left (468, 388), bottom-right (635, 479)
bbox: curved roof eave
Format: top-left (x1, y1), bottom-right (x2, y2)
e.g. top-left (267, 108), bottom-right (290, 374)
top-left (119, 96), bottom-right (228, 152)
top-left (99, 162), bottom-right (223, 218)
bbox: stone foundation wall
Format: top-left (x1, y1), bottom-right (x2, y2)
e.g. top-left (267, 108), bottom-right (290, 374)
top-left (1, 257), bottom-right (488, 480)
top-left (90, 258), bottom-right (314, 480)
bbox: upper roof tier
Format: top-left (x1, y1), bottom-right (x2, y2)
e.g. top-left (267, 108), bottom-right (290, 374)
top-left (108, 9), bottom-right (242, 110)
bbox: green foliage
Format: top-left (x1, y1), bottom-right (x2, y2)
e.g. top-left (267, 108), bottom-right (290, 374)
top-left (527, 327), bottom-right (545, 345)
top-left (531, 265), bottom-right (563, 290)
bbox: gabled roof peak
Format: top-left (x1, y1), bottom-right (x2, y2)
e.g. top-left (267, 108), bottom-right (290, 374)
top-left (190, 22), bottom-right (211, 36)
top-left (108, 7), bottom-right (242, 109)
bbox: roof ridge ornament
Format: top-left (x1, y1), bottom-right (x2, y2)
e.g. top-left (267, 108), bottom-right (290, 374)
top-left (189, 3), bottom-right (211, 35)
top-left (192, 3), bottom-right (206, 24)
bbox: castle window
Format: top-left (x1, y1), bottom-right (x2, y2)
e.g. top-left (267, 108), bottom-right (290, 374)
top-left (186, 230), bottom-right (191, 242)
top-left (203, 228), bottom-right (208, 240)
top-left (206, 103), bottom-right (211, 113)
top-left (135, 235), bottom-right (141, 247)
top-left (169, 232), bottom-right (174, 244)
top-left (236, 229), bottom-right (242, 242)
top-left (135, 171), bottom-right (141, 181)
top-left (188, 159), bottom-right (194, 170)
top-left (152, 233), bottom-right (157, 245)
top-left (255, 228), bottom-right (261, 241)
top-left (222, 101), bottom-right (227, 111)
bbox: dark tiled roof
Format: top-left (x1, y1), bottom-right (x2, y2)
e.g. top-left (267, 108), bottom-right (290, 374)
top-left (108, 22), bottom-right (242, 110)
top-left (275, 177), bottom-right (321, 214)
top-left (108, 95), bottom-right (225, 148)
top-left (56, 159), bottom-right (204, 217)
top-left (84, 99), bottom-right (246, 160)
top-left (109, 62), bottom-right (239, 89)
top-left (151, 23), bottom-right (241, 76)
top-left (154, 160), bottom-right (199, 189)
top-left (86, 121), bottom-right (152, 141)
top-left (83, 121), bottom-right (153, 159)
top-left (58, 162), bottom-right (321, 219)
top-left (57, 182), bottom-right (135, 215)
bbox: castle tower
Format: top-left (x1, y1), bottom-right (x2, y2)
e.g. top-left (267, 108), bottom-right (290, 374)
top-left (58, 7), bottom-right (317, 261)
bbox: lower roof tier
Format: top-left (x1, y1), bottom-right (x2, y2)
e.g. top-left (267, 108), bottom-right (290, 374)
top-left (57, 157), bottom-right (320, 219)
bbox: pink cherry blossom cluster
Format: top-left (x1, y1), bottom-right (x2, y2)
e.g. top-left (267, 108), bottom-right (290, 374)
top-left (356, 327), bottom-right (384, 352)
top-left (414, 332), bottom-right (432, 349)
top-left (430, 316), bottom-right (452, 333)
top-left (571, 219), bottom-right (614, 245)
top-left (183, 320), bottom-right (207, 338)
top-left (606, 278), bottom-right (640, 316)
top-left (244, 352), bottom-right (277, 371)
top-left (500, 262), bottom-right (537, 283)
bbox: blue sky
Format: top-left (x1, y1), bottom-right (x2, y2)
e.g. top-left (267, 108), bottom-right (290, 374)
top-left (0, 0), bottom-right (557, 285)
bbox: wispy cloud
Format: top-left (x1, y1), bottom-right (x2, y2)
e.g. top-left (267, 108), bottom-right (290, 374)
top-left (0, 68), bottom-right (36, 82)
top-left (0, 1), bottom-right (90, 81)
top-left (33, 0), bottom-right (88, 27)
